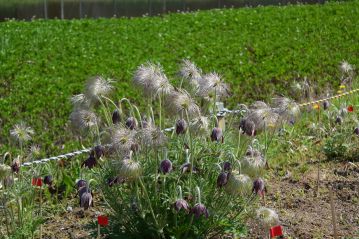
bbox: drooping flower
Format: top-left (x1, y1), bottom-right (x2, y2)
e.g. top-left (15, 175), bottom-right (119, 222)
top-left (160, 159), bottom-right (173, 174)
top-left (354, 127), bottom-right (359, 136)
top-left (84, 76), bottom-right (113, 104)
top-left (112, 109), bottom-right (121, 124)
top-left (93, 145), bottom-right (106, 159)
top-left (43, 175), bottom-right (53, 186)
top-left (191, 203), bottom-right (209, 219)
top-left (81, 152), bottom-right (97, 169)
top-left (323, 100), bottom-right (330, 110)
top-left (253, 178), bottom-right (266, 196)
top-left (216, 172), bottom-right (229, 188)
top-left (335, 116), bottom-right (342, 124)
top-left (76, 179), bottom-right (87, 189)
top-left (175, 119), bottom-right (187, 135)
top-left (256, 207), bottom-right (279, 228)
top-left (10, 122), bottom-right (34, 143)
top-left (210, 127), bottom-right (223, 142)
top-left (11, 158), bottom-right (20, 174)
top-left (125, 117), bottom-right (137, 130)
top-left (173, 199), bottom-right (190, 213)
top-left (222, 161), bottom-right (232, 172)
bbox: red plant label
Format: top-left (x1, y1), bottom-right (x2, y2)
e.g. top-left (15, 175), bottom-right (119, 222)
top-left (32, 178), bottom-right (42, 187)
top-left (270, 225), bottom-right (283, 238)
top-left (348, 105), bottom-right (354, 112)
top-left (98, 215), bottom-right (109, 226)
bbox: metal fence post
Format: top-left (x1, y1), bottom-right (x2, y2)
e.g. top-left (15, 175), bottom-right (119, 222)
top-left (61, 0), bottom-right (64, 19)
top-left (44, 0), bottom-right (48, 19)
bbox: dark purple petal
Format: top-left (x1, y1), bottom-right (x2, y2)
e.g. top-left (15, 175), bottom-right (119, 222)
top-left (174, 199), bottom-right (190, 213)
top-left (125, 117), bottom-right (137, 130)
top-left (93, 145), bottom-right (105, 159)
top-left (223, 161), bottom-right (231, 172)
top-left (82, 154), bottom-right (97, 169)
top-left (43, 175), bottom-right (53, 186)
top-left (160, 159), bottom-right (172, 174)
top-left (323, 101), bottom-right (330, 110)
top-left (211, 127), bottom-right (223, 142)
top-left (217, 172), bottom-right (228, 188)
top-left (175, 119), bottom-right (187, 135)
top-left (11, 160), bottom-right (20, 174)
top-left (112, 109), bottom-right (121, 124)
top-left (253, 178), bottom-right (266, 196)
top-left (76, 179), bottom-right (87, 189)
top-left (191, 203), bottom-right (209, 219)
top-left (354, 127), bottom-right (359, 136)
top-left (335, 116), bottom-right (342, 124)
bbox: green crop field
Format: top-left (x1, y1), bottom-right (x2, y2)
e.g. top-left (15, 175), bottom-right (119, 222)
top-left (1, 0), bottom-right (359, 155)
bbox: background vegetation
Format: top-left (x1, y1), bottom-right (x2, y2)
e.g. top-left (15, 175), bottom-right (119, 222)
top-left (1, 0), bottom-right (359, 155)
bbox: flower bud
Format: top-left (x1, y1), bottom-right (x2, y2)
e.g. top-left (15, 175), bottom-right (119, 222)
top-left (93, 145), bottom-right (105, 159)
top-left (125, 117), bottom-right (137, 130)
top-left (223, 161), bottom-right (231, 172)
top-left (81, 153), bottom-right (97, 169)
top-left (354, 127), bottom-right (359, 136)
top-left (253, 178), bottom-right (265, 196)
top-left (323, 100), bottom-right (330, 110)
top-left (43, 175), bottom-right (53, 186)
top-left (175, 119), bottom-right (187, 135)
top-left (76, 179), bottom-right (87, 189)
top-left (112, 109), bottom-right (121, 124)
top-left (191, 203), bottom-right (209, 219)
top-left (173, 199), bottom-right (190, 213)
top-left (11, 158), bottom-right (20, 174)
top-left (216, 172), bottom-right (228, 188)
top-left (211, 127), bottom-right (223, 142)
top-left (335, 116), bottom-right (342, 124)
top-left (160, 159), bottom-right (173, 174)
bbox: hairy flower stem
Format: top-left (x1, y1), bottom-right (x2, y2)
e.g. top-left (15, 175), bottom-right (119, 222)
top-left (159, 93), bottom-right (162, 130)
top-left (138, 177), bottom-right (163, 238)
top-left (236, 130), bottom-right (241, 158)
top-left (98, 97), bottom-right (111, 127)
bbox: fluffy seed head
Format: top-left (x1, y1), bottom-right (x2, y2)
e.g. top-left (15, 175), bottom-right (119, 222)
top-left (119, 156), bottom-right (141, 180)
top-left (166, 89), bottom-right (201, 118)
top-left (179, 59), bottom-right (202, 88)
top-left (189, 116), bottom-right (209, 137)
top-left (133, 62), bottom-right (173, 97)
top-left (70, 109), bottom-right (98, 133)
top-left (70, 94), bottom-right (91, 109)
top-left (256, 207), bottom-right (279, 228)
top-left (197, 72), bottom-right (230, 100)
top-left (340, 61), bottom-right (353, 73)
top-left (272, 97), bottom-right (300, 122)
top-left (10, 122), bottom-right (34, 143)
top-left (224, 173), bottom-right (252, 196)
top-left (0, 164), bottom-right (11, 180)
top-left (84, 76), bottom-right (113, 104)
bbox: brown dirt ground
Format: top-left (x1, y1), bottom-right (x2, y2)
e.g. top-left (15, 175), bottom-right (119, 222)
top-left (41, 161), bottom-right (359, 239)
top-left (248, 161), bottom-right (359, 239)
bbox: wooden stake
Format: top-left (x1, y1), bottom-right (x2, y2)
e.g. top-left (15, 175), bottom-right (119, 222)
top-left (329, 187), bottom-right (338, 239)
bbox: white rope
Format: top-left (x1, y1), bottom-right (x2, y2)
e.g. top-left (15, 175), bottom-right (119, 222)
top-left (20, 109), bottom-right (240, 167)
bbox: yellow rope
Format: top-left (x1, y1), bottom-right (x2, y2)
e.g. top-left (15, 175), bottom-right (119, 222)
top-left (298, 88), bottom-right (359, 107)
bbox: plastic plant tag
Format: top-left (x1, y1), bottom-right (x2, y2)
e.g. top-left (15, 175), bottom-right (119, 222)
top-left (98, 215), bottom-right (109, 226)
top-left (32, 178), bottom-right (43, 187)
top-left (270, 225), bottom-right (283, 238)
